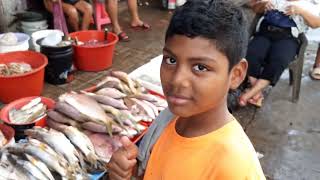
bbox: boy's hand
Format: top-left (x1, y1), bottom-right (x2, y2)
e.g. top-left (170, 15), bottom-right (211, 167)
top-left (107, 136), bottom-right (139, 180)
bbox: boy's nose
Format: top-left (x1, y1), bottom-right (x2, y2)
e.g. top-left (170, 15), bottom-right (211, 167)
top-left (171, 66), bottom-right (191, 89)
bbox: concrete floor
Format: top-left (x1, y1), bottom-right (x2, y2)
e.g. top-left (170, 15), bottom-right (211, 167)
top-left (2, 3), bottom-right (320, 179)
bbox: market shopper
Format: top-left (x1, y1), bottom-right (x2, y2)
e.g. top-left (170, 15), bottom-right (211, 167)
top-left (44, 0), bottom-right (93, 31)
top-left (107, 0), bottom-right (265, 179)
top-left (239, 0), bottom-right (320, 107)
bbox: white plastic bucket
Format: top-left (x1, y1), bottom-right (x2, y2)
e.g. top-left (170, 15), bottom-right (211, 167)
top-left (31, 29), bottom-right (64, 52)
top-left (0, 33), bottom-right (30, 53)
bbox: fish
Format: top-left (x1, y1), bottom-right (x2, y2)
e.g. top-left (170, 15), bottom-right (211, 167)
top-left (85, 132), bottom-right (122, 164)
top-left (142, 100), bottom-right (159, 117)
top-left (55, 102), bottom-right (87, 123)
top-left (61, 126), bottom-right (98, 165)
top-left (59, 93), bottom-right (117, 136)
top-left (81, 122), bottom-right (122, 133)
top-left (7, 142), bottom-right (69, 177)
top-left (9, 102), bottom-right (46, 124)
top-left (25, 154), bottom-right (55, 180)
top-left (82, 91), bottom-right (128, 110)
top-left (7, 154), bottom-right (50, 180)
top-left (0, 153), bottom-right (30, 180)
top-left (96, 76), bottom-right (121, 89)
top-left (47, 110), bottom-right (80, 127)
top-left (25, 127), bottom-right (81, 169)
top-left (111, 71), bottom-right (137, 94)
top-left (21, 97), bottom-right (42, 111)
top-left (95, 87), bottom-right (127, 99)
top-left (129, 93), bottom-right (158, 102)
top-left (130, 98), bottom-right (156, 119)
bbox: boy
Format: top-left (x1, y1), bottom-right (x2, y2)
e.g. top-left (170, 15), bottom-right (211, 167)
top-left (107, 0), bottom-right (266, 179)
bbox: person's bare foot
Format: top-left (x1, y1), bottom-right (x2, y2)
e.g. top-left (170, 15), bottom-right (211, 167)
top-left (248, 92), bottom-right (264, 107)
top-left (239, 89), bottom-right (263, 107)
top-left (130, 20), bottom-right (151, 29)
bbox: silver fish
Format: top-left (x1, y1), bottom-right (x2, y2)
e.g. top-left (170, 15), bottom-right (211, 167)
top-left (111, 71), bottom-right (137, 94)
top-left (95, 87), bottom-right (127, 99)
top-left (130, 98), bottom-right (156, 119)
top-left (25, 154), bottom-right (55, 180)
top-left (8, 154), bottom-right (49, 180)
top-left (55, 102), bottom-right (87, 123)
top-left (25, 128), bottom-right (81, 168)
top-left (82, 91), bottom-right (128, 110)
top-left (47, 110), bottom-right (80, 127)
top-left (7, 142), bottom-right (69, 177)
top-left (59, 93), bottom-right (116, 136)
top-left (96, 76), bottom-right (121, 89)
top-left (129, 93), bottom-right (158, 102)
top-left (62, 126), bottom-right (98, 165)
top-left (81, 122), bottom-right (122, 133)
top-left (142, 100), bottom-right (159, 116)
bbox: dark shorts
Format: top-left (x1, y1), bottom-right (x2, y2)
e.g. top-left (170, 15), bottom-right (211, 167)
top-left (63, 0), bottom-right (80, 5)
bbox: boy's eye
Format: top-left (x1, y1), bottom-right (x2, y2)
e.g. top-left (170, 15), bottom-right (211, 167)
top-left (193, 64), bottom-right (208, 72)
top-left (164, 57), bottom-right (177, 65)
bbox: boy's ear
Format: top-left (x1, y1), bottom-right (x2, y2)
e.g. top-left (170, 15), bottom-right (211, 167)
top-left (229, 58), bottom-right (248, 90)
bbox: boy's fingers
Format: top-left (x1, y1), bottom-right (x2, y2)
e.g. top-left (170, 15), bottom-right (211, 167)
top-left (110, 149), bottom-right (137, 171)
top-left (120, 136), bottom-right (139, 160)
top-left (107, 161), bottom-right (132, 178)
top-left (115, 157), bottom-right (137, 172)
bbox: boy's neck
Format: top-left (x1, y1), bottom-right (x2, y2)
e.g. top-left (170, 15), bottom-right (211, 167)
top-left (175, 104), bottom-right (232, 138)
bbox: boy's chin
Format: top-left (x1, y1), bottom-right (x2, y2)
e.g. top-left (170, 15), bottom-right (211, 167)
top-left (168, 105), bottom-right (195, 118)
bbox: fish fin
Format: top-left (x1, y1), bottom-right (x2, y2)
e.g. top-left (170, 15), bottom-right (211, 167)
top-left (106, 122), bottom-right (113, 137)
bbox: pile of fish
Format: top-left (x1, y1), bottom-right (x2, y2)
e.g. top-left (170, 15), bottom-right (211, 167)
top-left (9, 97), bottom-right (47, 124)
top-left (0, 62), bottom-right (32, 76)
top-left (47, 71), bottom-right (167, 163)
top-left (0, 126), bottom-right (108, 180)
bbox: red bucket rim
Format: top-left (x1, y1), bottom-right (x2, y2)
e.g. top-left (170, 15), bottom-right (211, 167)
top-left (0, 51), bottom-right (48, 79)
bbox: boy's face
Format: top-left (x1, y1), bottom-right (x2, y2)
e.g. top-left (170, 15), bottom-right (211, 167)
top-left (161, 35), bottom-right (246, 117)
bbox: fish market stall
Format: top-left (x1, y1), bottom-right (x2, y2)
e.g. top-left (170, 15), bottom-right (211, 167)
top-left (0, 70), bottom-right (167, 179)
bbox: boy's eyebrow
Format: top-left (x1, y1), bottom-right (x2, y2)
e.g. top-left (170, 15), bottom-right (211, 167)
top-left (163, 47), bottom-right (217, 63)
top-left (163, 47), bottom-right (175, 56)
top-left (188, 57), bottom-right (217, 64)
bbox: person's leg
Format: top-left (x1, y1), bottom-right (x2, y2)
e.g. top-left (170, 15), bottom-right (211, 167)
top-left (127, 0), bottom-right (149, 28)
top-left (261, 37), bottom-right (299, 87)
top-left (241, 37), bottom-right (299, 106)
top-left (74, 0), bottom-right (93, 30)
top-left (314, 44), bottom-right (320, 68)
top-left (62, 3), bottom-right (80, 31)
top-left (43, 0), bottom-right (53, 12)
top-left (239, 35), bottom-right (271, 106)
top-left (106, 0), bottom-right (122, 34)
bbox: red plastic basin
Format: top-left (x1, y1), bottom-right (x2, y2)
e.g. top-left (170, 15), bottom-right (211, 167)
top-left (69, 30), bottom-right (118, 72)
top-left (0, 96), bottom-right (55, 140)
top-left (0, 51), bottom-right (48, 103)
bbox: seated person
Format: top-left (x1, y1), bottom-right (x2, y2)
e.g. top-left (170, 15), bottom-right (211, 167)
top-left (310, 44), bottom-right (320, 80)
top-left (103, 0), bottom-right (151, 41)
top-left (239, 0), bottom-right (320, 107)
top-left (44, 0), bottom-right (93, 31)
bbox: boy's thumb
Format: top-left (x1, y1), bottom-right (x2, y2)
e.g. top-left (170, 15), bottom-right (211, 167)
top-left (120, 136), bottom-right (138, 160)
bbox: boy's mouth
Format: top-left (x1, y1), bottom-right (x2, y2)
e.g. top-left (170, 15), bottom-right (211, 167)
top-left (167, 94), bottom-right (192, 105)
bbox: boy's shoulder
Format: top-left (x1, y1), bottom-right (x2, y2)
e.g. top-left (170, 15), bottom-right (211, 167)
top-left (209, 120), bottom-right (265, 179)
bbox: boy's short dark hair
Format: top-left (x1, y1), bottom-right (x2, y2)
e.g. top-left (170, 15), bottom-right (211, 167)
top-left (165, 0), bottom-right (248, 71)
